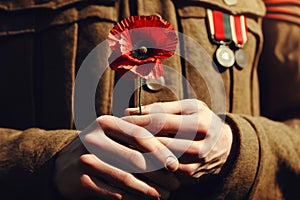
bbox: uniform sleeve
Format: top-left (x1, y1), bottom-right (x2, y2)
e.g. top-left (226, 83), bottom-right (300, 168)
top-left (222, 114), bottom-right (300, 199)
top-left (0, 128), bottom-right (78, 199)
top-left (0, 128), bottom-right (78, 175)
top-left (219, 2), bottom-right (300, 199)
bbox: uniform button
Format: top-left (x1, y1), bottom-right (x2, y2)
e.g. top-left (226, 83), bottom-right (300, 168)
top-left (145, 76), bottom-right (165, 91)
top-left (224, 0), bottom-right (237, 6)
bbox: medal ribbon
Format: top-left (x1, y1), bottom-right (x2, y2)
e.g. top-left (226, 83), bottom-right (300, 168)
top-left (207, 9), bottom-right (232, 42)
top-left (230, 15), bottom-right (248, 47)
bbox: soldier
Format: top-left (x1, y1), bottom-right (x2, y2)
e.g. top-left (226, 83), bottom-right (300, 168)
top-left (0, 0), bottom-right (299, 199)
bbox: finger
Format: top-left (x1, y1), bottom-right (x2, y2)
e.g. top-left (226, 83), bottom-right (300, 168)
top-left (177, 162), bottom-right (223, 182)
top-left (123, 113), bottom-right (224, 156)
top-left (82, 119), bottom-right (173, 172)
top-left (80, 174), bottom-right (145, 200)
top-left (122, 113), bottom-right (207, 139)
top-left (97, 116), bottom-right (179, 172)
top-left (83, 133), bottom-right (178, 195)
top-left (144, 181), bottom-right (171, 200)
top-left (80, 154), bottom-right (168, 199)
top-left (125, 99), bottom-right (208, 115)
top-left (85, 131), bottom-right (180, 190)
top-left (156, 137), bottom-right (212, 163)
top-left (84, 130), bottom-right (150, 172)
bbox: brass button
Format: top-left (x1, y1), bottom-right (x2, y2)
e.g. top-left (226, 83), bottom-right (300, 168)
top-left (145, 76), bottom-right (165, 91)
top-left (224, 0), bottom-right (238, 6)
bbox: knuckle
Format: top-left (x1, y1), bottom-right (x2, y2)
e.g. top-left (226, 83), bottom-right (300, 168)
top-left (196, 100), bottom-right (208, 111)
top-left (130, 127), bottom-right (149, 142)
top-left (128, 151), bottom-right (143, 166)
top-left (152, 102), bottom-right (162, 107)
top-left (194, 113), bottom-right (213, 134)
top-left (190, 98), bottom-right (199, 104)
top-left (183, 99), bottom-right (206, 114)
top-left (150, 102), bottom-right (164, 112)
top-left (187, 98), bottom-right (199, 106)
top-left (118, 172), bottom-right (133, 185)
top-left (199, 100), bottom-right (208, 108)
top-left (189, 142), bottom-right (204, 158)
top-left (197, 119), bottom-right (210, 133)
top-left (185, 166), bottom-right (197, 177)
top-left (184, 99), bottom-right (197, 111)
top-left (150, 114), bottom-right (166, 131)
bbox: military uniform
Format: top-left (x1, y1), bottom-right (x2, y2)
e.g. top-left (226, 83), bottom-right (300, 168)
top-left (0, 0), bottom-right (299, 199)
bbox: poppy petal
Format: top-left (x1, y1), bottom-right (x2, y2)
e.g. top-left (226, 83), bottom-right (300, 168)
top-left (109, 53), bottom-right (135, 70)
top-left (108, 16), bottom-right (177, 56)
top-left (147, 59), bottom-right (163, 79)
top-left (108, 30), bottom-right (133, 54)
top-left (107, 15), bottom-right (178, 79)
top-left (133, 59), bottom-right (163, 79)
top-left (129, 28), bottom-right (177, 56)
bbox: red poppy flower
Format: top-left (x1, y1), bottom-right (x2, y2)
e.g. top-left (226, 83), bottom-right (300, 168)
top-left (107, 15), bottom-right (178, 79)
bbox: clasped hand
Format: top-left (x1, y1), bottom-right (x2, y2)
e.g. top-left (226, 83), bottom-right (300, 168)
top-left (55, 99), bottom-right (233, 199)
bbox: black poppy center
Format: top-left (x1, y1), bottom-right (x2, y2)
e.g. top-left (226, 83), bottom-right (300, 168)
top-left (132, 46), bottom-right (153, 60)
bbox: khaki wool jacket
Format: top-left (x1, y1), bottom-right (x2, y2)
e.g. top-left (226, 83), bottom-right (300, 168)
top-left (0, 0), bottom-right (299, 199)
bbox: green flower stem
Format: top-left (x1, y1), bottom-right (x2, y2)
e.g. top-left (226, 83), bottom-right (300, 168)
top-left (138, 76), bottom-right (143, 115)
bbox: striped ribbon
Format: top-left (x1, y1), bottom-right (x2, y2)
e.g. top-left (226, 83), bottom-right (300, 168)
top-left (207, 9), bottom-right (248, 46)
top-left (230, 15), bottom-right (248, 47)
top-left (207, 9), bottom-right (232, 42)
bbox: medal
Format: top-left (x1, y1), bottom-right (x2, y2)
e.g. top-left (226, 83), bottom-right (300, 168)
top-left (207, 9), bottom-right (235, 68)
top-left (230, 14), bottom-right (249, 68)
top-left (145, 76), bottom-right (165, 91)
top-left (216, 45), bottom-right (235, 68)
top-left (207, 9), bottom-right (249, 69)
top-left (235, 49), bottom-right (248, 68)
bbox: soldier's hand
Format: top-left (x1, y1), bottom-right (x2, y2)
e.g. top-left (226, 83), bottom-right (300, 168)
top-left (123, 99), bottom-right (233, 185)
top-left (54, 116), bottom-right (180, 199)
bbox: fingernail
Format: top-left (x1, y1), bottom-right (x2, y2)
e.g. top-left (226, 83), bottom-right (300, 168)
top-left (165, 156), bottom-right (179, 172)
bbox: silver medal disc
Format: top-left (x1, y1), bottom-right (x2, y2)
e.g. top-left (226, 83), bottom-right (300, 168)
top-left (216, 45), bottom-right (235, 68)
top-left (145, 76), bottom-right (165, 91)
top-left (235, 49), bottom-right (248, 68)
